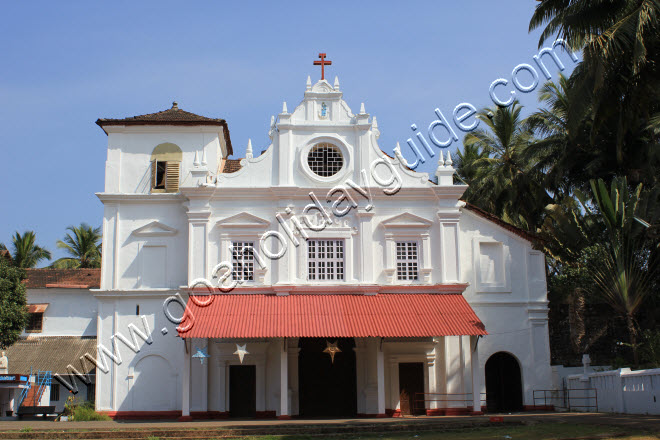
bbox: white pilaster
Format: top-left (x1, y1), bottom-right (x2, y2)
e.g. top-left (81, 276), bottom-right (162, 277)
top-left (445, 336), bottom-right (466, 412)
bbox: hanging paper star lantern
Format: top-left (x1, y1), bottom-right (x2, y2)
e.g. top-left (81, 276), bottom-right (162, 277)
top-left (234, 343), bottom-right (249, 364)
top-left (323, 340), bottom-right (342, 363)
top-left (192, 347), bottom-right (210, 365)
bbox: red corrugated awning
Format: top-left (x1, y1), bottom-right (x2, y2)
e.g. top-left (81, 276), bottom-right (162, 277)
top-left (26, 304), bottom-right (48, 313)
top-left (178, 294), bottom-right (487, 339)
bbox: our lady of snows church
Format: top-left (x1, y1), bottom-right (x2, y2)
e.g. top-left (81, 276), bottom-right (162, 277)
top-left (91, 60), bottom-right (552, 420)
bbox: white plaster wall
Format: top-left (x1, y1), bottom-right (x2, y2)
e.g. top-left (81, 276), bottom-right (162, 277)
top-left (95, 294), bottom-right (184, 412)
top-left (23, 289), bottom-right (97, 337)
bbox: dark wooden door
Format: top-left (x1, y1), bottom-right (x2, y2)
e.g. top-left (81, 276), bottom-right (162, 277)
top-left (298, 338), bottom-right (357, 417)
top-left (485, 352), bottom-right (523, 413)
top-left (229, 365), bottom-right (256, 417)
top-left (399, 362), bottom-right (425, 415)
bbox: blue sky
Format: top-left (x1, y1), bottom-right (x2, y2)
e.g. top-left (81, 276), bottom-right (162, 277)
top-left (0, 1), bottom-right (576, 266)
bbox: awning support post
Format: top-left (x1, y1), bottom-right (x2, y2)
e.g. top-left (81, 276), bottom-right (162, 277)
top-left (278, 338), bottom-right (290, 419)
top-left (179, 339), bottom-right (193, 421)
top-left (470, 335), bottom-right (483, 415)
top-left (376, 337), bottom-right (386, 417)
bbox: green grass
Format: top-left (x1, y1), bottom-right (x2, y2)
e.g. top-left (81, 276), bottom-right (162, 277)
top-left (18, 426), bottom-right (32, 433)
top-left (70, 405), bottom-right (112, 421)
top-left (236, 423), bottom-right (659, 440)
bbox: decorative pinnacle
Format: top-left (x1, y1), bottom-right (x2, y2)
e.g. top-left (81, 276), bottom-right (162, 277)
top-left (172, 101), bottom-right (178, 110)
top-left (393, 142), bottom-right (402, 157)
top-left (246, 138), bottom-right (253, 159)
top-left (334, 76), bottom-right (340, 90)
top-left (282, 101), bottom-right (288, 113)
top-left (193, 151), bottom-right (200, 167)
top-left (201, 149), bottom-right (207, 166)
top-left (445, 151), bottom-right (453, 166)
top-left (306, 76), bottom-right (312, 91)
top-left (359, 103), bottom-right (366, 114)
top-left (372, 116), bottom-right (378, 128)
top-left (438, 151), bottom-right (445, 167)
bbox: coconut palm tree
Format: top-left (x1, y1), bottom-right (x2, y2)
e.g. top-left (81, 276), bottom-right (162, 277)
top-left (529, 0), bottom-right (660, 188)
top-left (52, 223), bottom-right (102, 269)
top-left (460, 102), bottom-right (550, 230)
top-left (6, 231), bottom-right (52, 268)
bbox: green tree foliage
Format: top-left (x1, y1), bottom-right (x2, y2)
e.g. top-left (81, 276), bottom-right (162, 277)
top-left (0, 256), bottom-right (28, 349)
top-left (51, 223), bottom-right (102, 269)
top-left (4, 231), bottom-right (51, 268)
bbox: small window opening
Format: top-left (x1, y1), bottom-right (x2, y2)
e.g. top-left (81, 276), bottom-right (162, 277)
top-left (136, 305), bottom-right (140, 315)
top-left (154, 162), bottom-right (167, 189)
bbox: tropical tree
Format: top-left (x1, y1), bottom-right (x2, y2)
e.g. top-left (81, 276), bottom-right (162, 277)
top-left (0, 256), bottom-right (28, 349)
top-left (52, 223), bottom-right (102, 269)
top-left (588, 177), bottom-right (658, 365)
top-left (457, 102), bottom-right (550, 230)
top-left (529, 0), bottom-right (660, 189)
top-left (5, 231), bottom-right (51, 268)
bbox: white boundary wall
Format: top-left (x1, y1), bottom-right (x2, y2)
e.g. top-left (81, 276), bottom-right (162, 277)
top-left (567, 368), bottom-right (660, 414)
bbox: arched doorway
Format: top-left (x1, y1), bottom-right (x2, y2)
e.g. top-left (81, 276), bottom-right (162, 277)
top-left (298, 338), bottom-right (357, 417)
top-left (485, 352), bottom-right (523, 413)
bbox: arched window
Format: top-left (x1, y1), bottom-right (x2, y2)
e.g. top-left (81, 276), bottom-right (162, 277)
top-left (150, 143), bottom-right (182, 193)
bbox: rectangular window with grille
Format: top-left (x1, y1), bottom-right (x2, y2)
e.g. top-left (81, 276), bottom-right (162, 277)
top-left (396, 242), bottom-right (419, 281)
top-left (308, 239), bottom-right (344, 281)
top-left (231, 242), bottom-right (255, 282)
top-left (50, 383), bottom-right (60, 401)
top-left (26, 312), bottom-right (43, 332)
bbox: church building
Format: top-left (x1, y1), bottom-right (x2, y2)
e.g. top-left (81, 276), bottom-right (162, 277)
top-left (92, 61), bottom-right (552, 419)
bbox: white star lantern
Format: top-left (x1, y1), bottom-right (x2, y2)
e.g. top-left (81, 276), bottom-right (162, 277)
top-left (323, 340), bottom-right (342, 363)
top-left (234, 344), bottom-right (249, 364)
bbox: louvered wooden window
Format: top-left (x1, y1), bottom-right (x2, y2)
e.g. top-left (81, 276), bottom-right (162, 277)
top-left (151, 161), bottom-right (180, 193)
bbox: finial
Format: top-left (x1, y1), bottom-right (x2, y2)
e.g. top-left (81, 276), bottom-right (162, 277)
top-left (372, 116), bottom-right (381, 139)
top-left (359, 103), bottom-right (366, 114)
top-left (334, 76), bottom-right (340, 90)
top-left (306, 76), bottom-right (312, 91)
top-left (201, 149), bottom-right (207, 166)
top-left (438, 151), bottom-right (445, 167)
top-left (393, 142), bottom-right (402, 157)
top-left (445, 151), bottom-right (453, 166)
top-left (246, 138), bottom-right (253, 159)
top-left (193, 151), bottom-right (200, 167)
top-left (270, 115), bottom-right (275, 127)
top-left (172, 101), bottom-right (178, 110)
top-left (282, 101), bottom-right (288, 113)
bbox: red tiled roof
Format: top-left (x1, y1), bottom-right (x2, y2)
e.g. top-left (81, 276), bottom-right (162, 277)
top-left (178, 294), bottom-right (487, 339)
top-left (25, 269), bottom-right (101, 289)
top-left (462, 202), bottom-right (540, 243)
top-left (96, 102), bottom-right (233, 155)
top-left (222, 159), bottom-right (243, 173)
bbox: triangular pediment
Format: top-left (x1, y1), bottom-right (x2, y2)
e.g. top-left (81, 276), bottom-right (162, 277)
top-left (381, 212), bottom-right (433, 228)
top-left (132, 221), bottom-right (178, 237)
top-left (216, 212), bottom-right (271, 228)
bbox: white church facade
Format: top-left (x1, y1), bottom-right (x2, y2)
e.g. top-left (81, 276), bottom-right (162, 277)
top-left (89, 71), bottom-right (552, 420)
